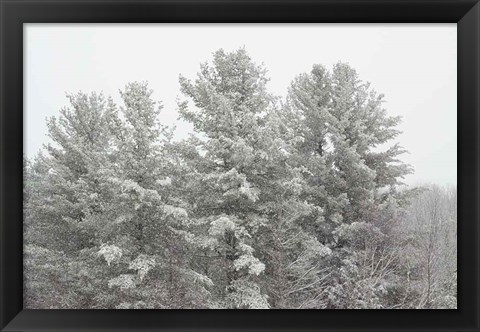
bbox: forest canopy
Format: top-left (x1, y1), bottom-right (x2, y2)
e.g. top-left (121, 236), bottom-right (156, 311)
top-left (23, 48), bottom-right (457, 309)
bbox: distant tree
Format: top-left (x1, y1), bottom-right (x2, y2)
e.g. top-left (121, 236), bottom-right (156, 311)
top-left (400, 185), bottom-right (457, 308)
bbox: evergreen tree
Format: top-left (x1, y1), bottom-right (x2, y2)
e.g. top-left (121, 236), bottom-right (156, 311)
top-left (85, 82), bottom-right (212, 308)
top-left (24, 92), bottom-right (117, 307)
top-left (178, 49), bottom-right (273, 308)
top-left (286, 63), bottom-right (413, 308)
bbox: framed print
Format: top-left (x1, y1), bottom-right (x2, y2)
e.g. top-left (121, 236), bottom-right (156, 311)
top-left (1, 0), bottom-right (479, 331)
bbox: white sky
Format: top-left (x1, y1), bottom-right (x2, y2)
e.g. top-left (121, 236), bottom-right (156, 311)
top-left (24, 24), bottom-right (457, 186)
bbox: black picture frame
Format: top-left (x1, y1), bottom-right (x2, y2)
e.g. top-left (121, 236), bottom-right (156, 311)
top-left (1, 0), bottom-right (478, 331)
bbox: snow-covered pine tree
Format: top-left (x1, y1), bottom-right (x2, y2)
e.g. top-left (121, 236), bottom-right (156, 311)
top-left (24, 92), bottom-right (118, 308)
top-left (286, 63), bottom-right (413, 308)
top-left (178, 48), bottom-right (273, 308)
top-left (90, 82), bottom-right (212, 308)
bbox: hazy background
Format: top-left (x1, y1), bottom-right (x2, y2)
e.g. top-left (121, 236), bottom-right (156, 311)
top-left (24, 24), bottom-right (457, 186)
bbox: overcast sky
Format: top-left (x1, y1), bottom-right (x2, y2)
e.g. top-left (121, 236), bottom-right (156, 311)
top-left (24, 24), bottom-right (457, 186)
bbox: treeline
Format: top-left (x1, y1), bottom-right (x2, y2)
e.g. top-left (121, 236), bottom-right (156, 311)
top-left (23, 48), bottom-right (456, 309)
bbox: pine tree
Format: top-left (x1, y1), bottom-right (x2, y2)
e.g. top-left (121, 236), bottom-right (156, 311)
top-left (286, 63), bottom-right (413, 308)
top-left (88, 82), bottom-right (212, 308)
top-left (178, 48), bottom-right (277, 308)
top-left (24, 92), bottom-right (117, 307)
